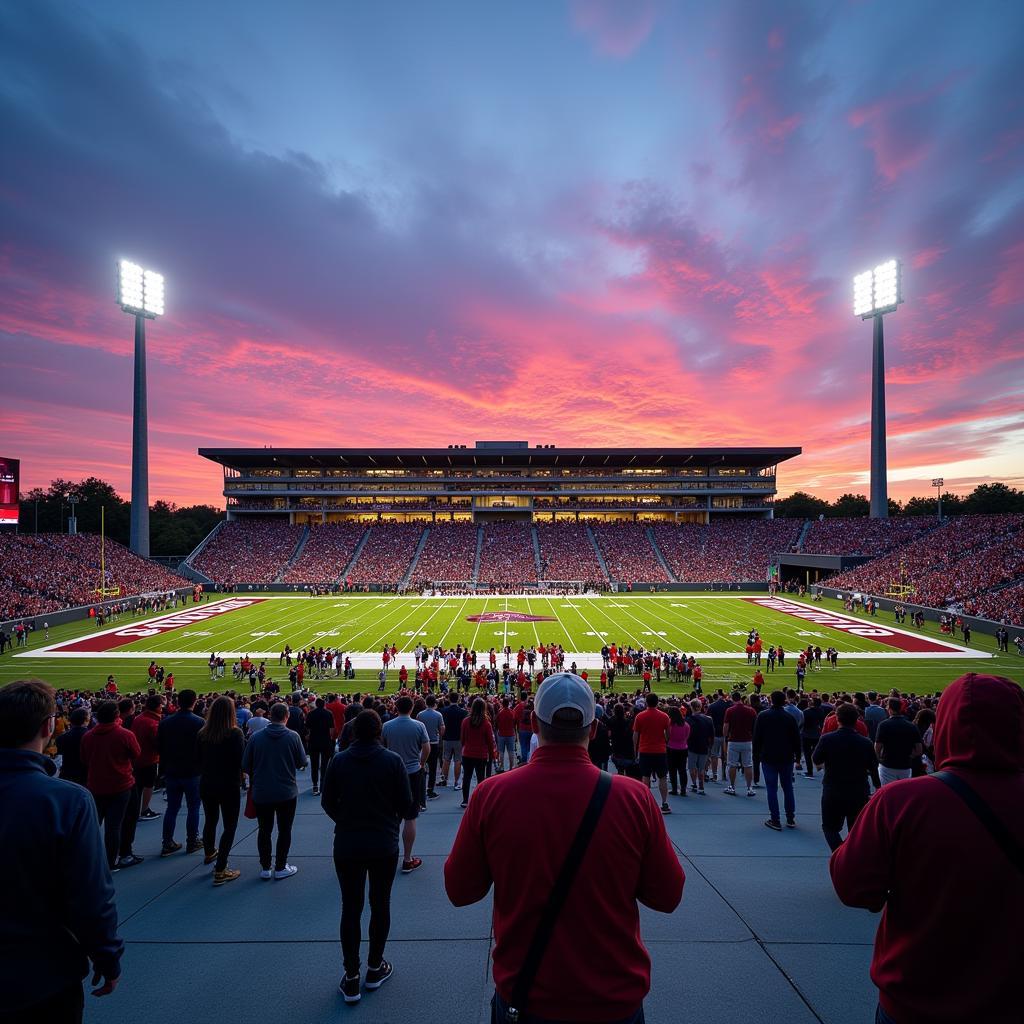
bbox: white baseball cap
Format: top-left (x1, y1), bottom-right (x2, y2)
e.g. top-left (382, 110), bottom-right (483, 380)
top-left (534, 672), bottom-right (595, 727)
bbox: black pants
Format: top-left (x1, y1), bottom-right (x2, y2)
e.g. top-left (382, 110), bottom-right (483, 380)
top-left (821, 787), bottom-right (868, 851)
top-left (201, 784), bottom-right (241, 872)
top-left (334, 852), bottom-right (399, 976)
top-left (255, 798), bottom-right (297, 870)
top-left (462, 757), bottom-right (488, 802)
top-left (0, 982), bottom-right (83, 1024)
top-left (801, 736), bottom-right (819, 775)
top-left (667, 749), bottom-right (688, 793)
top-left (309, 747), bottom-right (332, 789)
top-left (118, 776), bottom-right (143, 857)
top-left (93, 788), bottom-right (132, 868)
top-left (426, 742), bottom-right (440, 793)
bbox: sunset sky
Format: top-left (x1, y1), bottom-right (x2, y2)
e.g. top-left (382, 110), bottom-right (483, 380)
top-left (2, 0), bottom-right (1022, 509)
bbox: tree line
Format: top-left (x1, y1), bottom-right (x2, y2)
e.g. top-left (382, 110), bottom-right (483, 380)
top-left (773, 482), bottom-right (1024, 519)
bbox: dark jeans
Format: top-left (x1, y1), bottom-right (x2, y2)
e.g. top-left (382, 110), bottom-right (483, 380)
top-left (309, 746), bottom-right (332, 789)
top-left (462, 757), bottom-right (488, 802)
top-left (334, 852), bottom-right (399, 976)
top-left (821, 787), bottom-right (869, 851)
top-left (426, 742), bottom-right (440, 793)
top-left (492, 992), bottom-right (644, 1024)
top-left (0, 981), bottom-right (83, 1024)
top-left (761, 762), bottom-right (795, 823)
top-left (201, 784), bottom-right (241, 872)
top-left (118, 776), bottom-right (144, 857)
top-left (163, 774), bottom-right (201, 845)
top-left (93, 788), bottom-right (132, 868)
top-left (667, 749), bottom-right (688, 792)
top-left (255, 797), bottom-right (297, 870)
top-left (801, 736), bottom-right (820, 775)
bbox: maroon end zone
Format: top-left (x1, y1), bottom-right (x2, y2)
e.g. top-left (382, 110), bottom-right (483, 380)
top-left (47, 598), bottom-right (268, 654)
top-left (466, 612), bottom-right (558, 623)
top-left (744, 597), bottom-right (966, 653)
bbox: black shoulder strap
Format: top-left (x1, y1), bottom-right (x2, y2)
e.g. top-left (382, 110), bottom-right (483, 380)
top-left (507, 771), bottom-right (613, 1020)
top-left (932, 770), bottom-right (1024, 876)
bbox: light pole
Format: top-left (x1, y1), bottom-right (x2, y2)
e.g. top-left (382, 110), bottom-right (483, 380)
top-left (67, 492), bottom-right (80, 535)
top-left (932, 477), bottom-right (944, 522)
top-left (853, 260), bottom-right (903, 518)
top-left (117, 260), bottom-right (164, 558)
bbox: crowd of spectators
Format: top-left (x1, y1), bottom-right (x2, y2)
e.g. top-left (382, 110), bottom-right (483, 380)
top-left (0, 534), bottom-right (186, 620)
top-left (536, 523), bottom-right (606, 585)
top-left (409, 523), bottom-right (478, 587)
top-left (192, 521), bottom-right (305, 583)
top-left (477, 523), bottom-right (539, 588)
top-left (282, 524), bottom-right (367, 585)
top-left (651, 519), bottom-right (801, 583)
top-left (348, 523), bottom-right (424, 586)
top-left (591, 524), bottom-right (670, 583)
top-left (802, 516), bottom-right (936, 556)
top-left (968, 579), bottom-right (1024, 623)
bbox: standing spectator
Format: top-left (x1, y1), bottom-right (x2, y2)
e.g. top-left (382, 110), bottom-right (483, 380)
top-left (723, 692), bottom-right (757, 797)
top-left (706, 691), bottom-right (728, 783)
top-left (381, 696), bottom-right (429, 874)
top-left (666, 706), bottom-right (690, 797)
top-left (460, 697), bottom-right (497, 808)
top-left (416, 694), bottom-right (444, 799)
top-left (874, 698), bottom-right (923, 786)
top-left (0, 680), bottom-right (123, 1020)
top-left (752, 691), bottom-right (801, 831)
top-left (812, 703), bottom-right (880, 850)
top-left (198, 696), bottom-right (244, 887)
top-left (686, 699), bottom-right (714, 795)
top-left (130, 695), bottom-right (162, 821)
top-left (157, 689), bottom-right (204, 857)
top-left (633, 692), bottom-right (672, 813)
top-left (495, 697), bottom-right (517, 773)
top-left (800, 697), bottom-right (826, 778)
top-left (80, 701), bottom-right (142, 871)
top-left (439, 694), bottom-right (466, 789)
top-left (445, 672), bottom-right (684, 1023)
top-left (321, 710), bottom-right (413, 1004)
top-left (831, 674), bottom-right (1023, 1024)
top-left (863, 692), bottom-right (887, 742)
top-left (305, 698), bottom-right (335, 796)
top-left (56, 705), bottom-right (91, 786)
top-left (241, 702), bottom-right (307, 880)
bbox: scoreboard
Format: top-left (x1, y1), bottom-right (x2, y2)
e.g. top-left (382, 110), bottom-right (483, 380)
top-left (0, 457), bottom-right (19, 528)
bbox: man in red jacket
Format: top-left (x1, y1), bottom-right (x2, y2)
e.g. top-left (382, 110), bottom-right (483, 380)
top-left (445, 672), bottom-right (684, 1022)
top-left (130, 694), bottom-right (163, 822)
top-left (81, 701), bottom-right (141, 872)
top-left (830, 674), bottom-right (1024, 1024)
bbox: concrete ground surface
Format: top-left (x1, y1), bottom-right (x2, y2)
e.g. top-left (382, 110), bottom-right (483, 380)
top-left (90, 771), bottom-right (880, 1024)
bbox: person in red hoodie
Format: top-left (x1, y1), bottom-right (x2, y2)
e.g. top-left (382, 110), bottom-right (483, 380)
top-left (81, 700), bottom-right (142, 872)
top-left (130, 694), bottom-right (163, 822)
top-left (830, 674), bottom-right (1024, 1024)
top-left (445, 672), bottom-right (684, 1023)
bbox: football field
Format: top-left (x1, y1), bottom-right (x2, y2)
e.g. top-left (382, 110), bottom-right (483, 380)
top-left (6, 592), bottom-right (1019, 696)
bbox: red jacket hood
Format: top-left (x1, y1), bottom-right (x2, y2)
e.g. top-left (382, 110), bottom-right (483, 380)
top-left (933, 674), bottom-right (1024, 773)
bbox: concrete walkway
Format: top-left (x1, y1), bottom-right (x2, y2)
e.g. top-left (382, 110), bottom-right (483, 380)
top-left (90, 771), bottom-right (879, 1024)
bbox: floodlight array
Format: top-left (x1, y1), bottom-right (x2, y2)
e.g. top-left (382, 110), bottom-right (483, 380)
top-left (118, 259), bottom-right (164, 317)
top-left (852, 260), bottom-right (902, 318)
top-left (853, 271), bottom-right (874, 317)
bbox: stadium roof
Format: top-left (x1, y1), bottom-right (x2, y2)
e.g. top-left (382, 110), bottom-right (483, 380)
top-left (199, 445), bottom-right (801, 470)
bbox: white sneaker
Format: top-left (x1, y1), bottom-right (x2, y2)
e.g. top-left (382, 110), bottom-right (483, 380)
top-left (747, 789), bottom-right (755, 797)
top-left (259, 869), bottom-right (273, 880)
top-left (274, 864), bottom-right (298, 880)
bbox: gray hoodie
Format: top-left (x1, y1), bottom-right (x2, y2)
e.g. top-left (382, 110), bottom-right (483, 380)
top-left (241, 722), bottom-right (307, 803)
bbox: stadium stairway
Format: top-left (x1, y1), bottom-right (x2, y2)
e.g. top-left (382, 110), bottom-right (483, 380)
top-left (179, 521), bottom-right (222, 585)
top-left (339, 527), bottom-right (371, 584)
top-left (795, 518), bottom-right (813, 552)
top-left (401, 527), bottom-right (431, 589)
top-left (531, 525), bottom-right (543, 578)
top-left (646, 526), bottom-right (678, 582)
top-left (586, 524), bottom-right (612, 584)
top-left (275, 525), bottom-right (310, 582)
top-left (472, 525), bottom-right (483, 585)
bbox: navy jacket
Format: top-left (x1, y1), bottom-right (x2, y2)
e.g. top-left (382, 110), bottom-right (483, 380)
top-left (752, 707), bottom-right (801, 767)
top-left (0, 749), bottom-right (123, 1011)
top-left (158, 709), bottom-right (204, 777)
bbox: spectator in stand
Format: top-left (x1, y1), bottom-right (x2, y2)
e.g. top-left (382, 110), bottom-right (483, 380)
top-left (242, 702), bottom-right (307, 880)
top-left (666, 706), bottom-right (690, 797)
top-left (322, 709), bottom-right (413, 1004)
top-left (752, 691), bottom-right (801, 831)
top-left (158, 689), bottom-right (204, 857)
top-left (0, 680), bottom-right (124, 1021)
top-left (445, 672), bottom-right (685, 1023)
top-left (460, 697), bottom-right (497, 808)
top-left (130, 694), bottom-right (162, 822)
top-left (198, 696), bottom-right (244, 887)
top-left (56, 705), bottom-right (91, 786)
top-left (831, 674), bottom-right (1023, 1024)
top-left (723, 693), bottom-right (757, 797)
top-left (306, 697), bottom-right (336, 796)
top-left (633, 692), bottom-right (672, 814)
top-left (416, 695), bottom-right (444, 799)
top-left (381, 696), bottom-right (429, 874)
top-left (874, 698), bottom-right (923, 785)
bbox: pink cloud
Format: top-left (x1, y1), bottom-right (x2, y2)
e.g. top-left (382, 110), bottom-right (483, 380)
top-left (570, 0), bottom-right (657, 59)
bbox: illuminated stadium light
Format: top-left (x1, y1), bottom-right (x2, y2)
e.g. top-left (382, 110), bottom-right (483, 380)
top-left (118, 259), bottom-right (164, 318)
top-left (852, 259), bottom-right (902, 319)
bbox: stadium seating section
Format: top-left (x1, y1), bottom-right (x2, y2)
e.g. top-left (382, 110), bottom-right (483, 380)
top-left (410, 523), bottom-right (478, 587)
top-left (193, 520), bottom-right (305, 584)
top-left (281, 523), bottom-right (366, 585)
top-left (0, 534), bottom-right (186, 620)
top-left (478, 523), bottom-right (539, 588)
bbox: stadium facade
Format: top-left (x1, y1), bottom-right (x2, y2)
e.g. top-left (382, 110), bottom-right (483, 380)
top-left (199, 441), bottom-right (800, 525)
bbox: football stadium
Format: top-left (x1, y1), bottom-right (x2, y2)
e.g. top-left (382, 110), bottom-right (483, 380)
top-left (3, 5), bottom-right (1023, 1024)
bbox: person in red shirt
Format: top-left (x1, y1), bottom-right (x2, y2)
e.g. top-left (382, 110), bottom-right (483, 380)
top-left (752, 670), bottom-right (765, 694)
top-left (723, 692), bottom-right (757, 796)
top-left (130, 694), bottom-right (163, 821)
top-left (822, 700), bottom-right (868, 736)
top-left (445, 672), bottom-right (683, 1022)
top-left (459, 698), bottom-right (497, 807)
top-left (81, 700), bottom-right (142, 871)
top-left (632, 693), bottom-right (672, 813)
top-left (831, 674), bottom-right (1024, 1024)
top-left (325, 694), bottom-right (347, 737)
top-left (398, 665), bottom-right (408, 688)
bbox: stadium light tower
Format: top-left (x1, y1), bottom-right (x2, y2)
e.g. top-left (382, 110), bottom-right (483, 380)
top-left (853, 259), bottom-right (903, 519)
top-left (932, 477), bottom-right (944, 521)
top-left (117, 259), bottom-right (164, 558)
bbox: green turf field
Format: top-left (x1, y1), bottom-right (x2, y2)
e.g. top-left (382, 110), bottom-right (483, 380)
top-left (3, 592), bottom-right (1021, 696)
